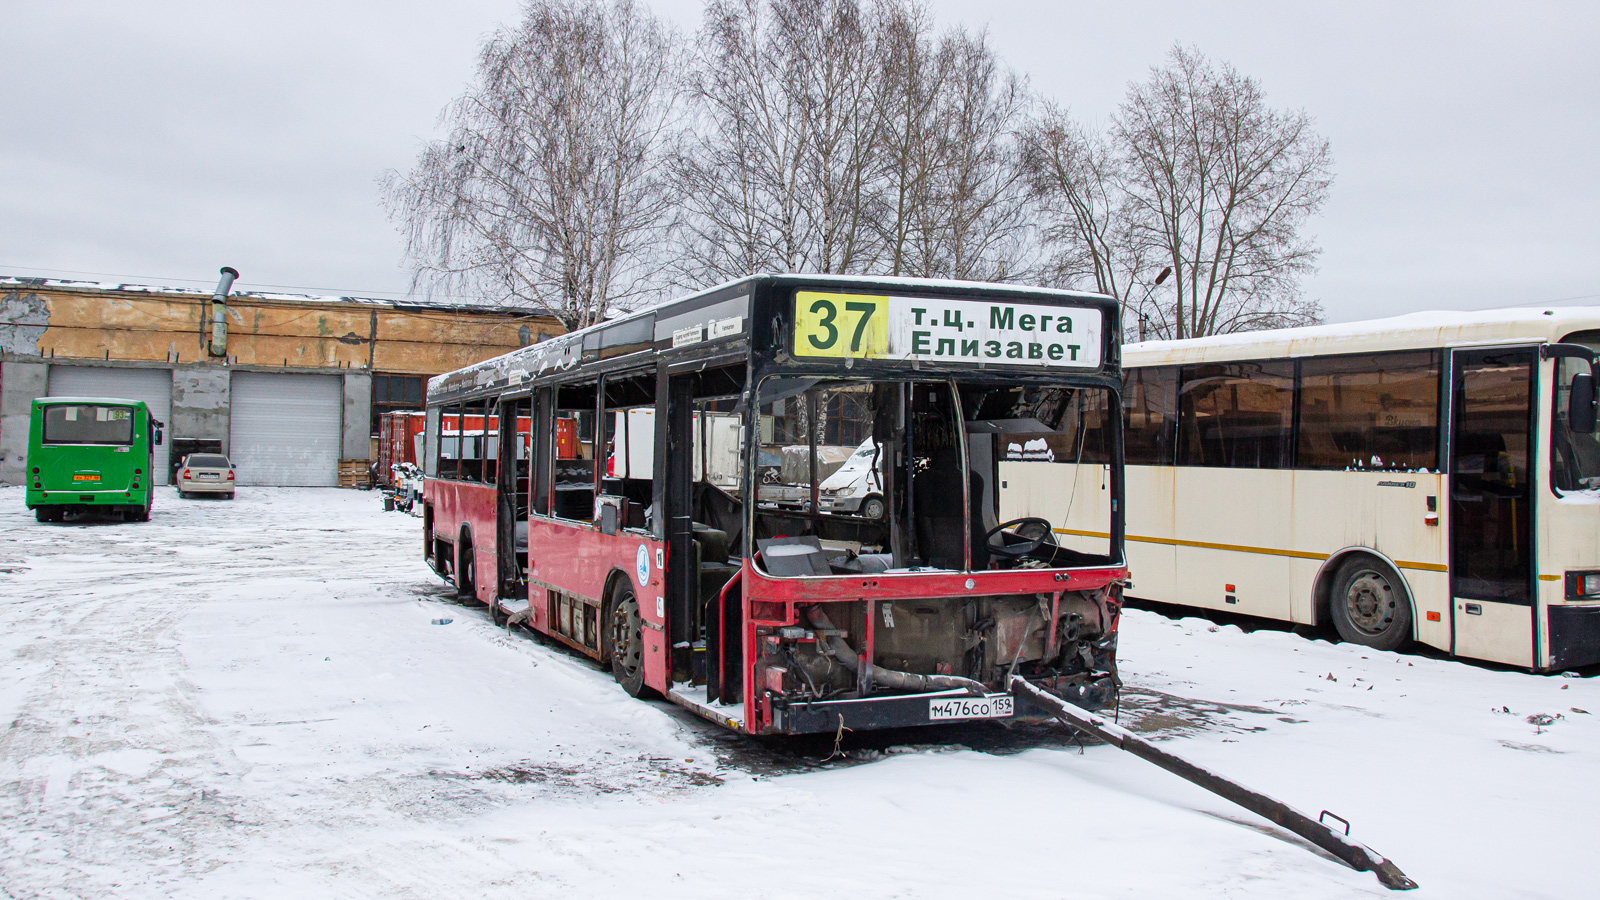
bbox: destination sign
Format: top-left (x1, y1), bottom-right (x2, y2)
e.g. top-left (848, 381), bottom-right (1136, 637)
top-left (793, 292), bottom-right (1101, 368)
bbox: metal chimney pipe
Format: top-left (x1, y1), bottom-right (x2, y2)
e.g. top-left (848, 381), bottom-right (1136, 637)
top-left (208, 266), bottom-right (239, 357)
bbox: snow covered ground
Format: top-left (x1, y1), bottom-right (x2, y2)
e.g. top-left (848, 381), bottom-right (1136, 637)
top-left (0, 486), bottom-right (1594, 899)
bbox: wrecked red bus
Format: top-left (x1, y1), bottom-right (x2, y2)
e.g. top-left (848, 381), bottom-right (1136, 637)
top-left (422, 274), bottom-right (1127, 734)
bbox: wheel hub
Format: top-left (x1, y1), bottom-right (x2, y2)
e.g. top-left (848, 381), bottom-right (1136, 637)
top-left (1345, 571), bottom-right (1395, 635)
top-left (612, 596), bottom-right (642, 676)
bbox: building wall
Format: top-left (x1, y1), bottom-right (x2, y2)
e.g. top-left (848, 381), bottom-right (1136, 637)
top-left (0, 280), bottom-right (562, 486)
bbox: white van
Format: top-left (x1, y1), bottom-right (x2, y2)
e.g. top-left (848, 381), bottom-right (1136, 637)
top-left (817, 438), bottom-right (885, 519)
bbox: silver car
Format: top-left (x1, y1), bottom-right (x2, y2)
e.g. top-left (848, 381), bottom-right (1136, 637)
top-left (178, 453), bottom-right (235, 499)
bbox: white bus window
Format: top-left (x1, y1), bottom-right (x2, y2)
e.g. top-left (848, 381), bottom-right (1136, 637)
top-left (1123, 366), bottom-right (1178, 465)
top-left (1297, 351), bottom-right (1440, 472)
top-left (1178, 361), bottom-right (1294, 469)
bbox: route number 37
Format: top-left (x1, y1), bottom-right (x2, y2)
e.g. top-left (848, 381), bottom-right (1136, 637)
top-left (793, 292), bottom-right (888, 358)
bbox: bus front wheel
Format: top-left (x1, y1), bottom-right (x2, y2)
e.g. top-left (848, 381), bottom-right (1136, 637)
top-left (607, 585), bottom-right (649, 698)
top-left (1330, 559), bottom-right (1412, 652)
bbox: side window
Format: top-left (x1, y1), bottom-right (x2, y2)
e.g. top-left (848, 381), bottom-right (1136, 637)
top-left (1552, 330), bottom-right (1600, 493)
top-left (423, 406), bottom-right (440, 477)
top-left (479, 397), bottom-right (498, 485)
top-left (438, 404), bottom-right (462, 479)
top-left (552, 381), bottom-right (599, 522)
top-left (600, 371), bottom-right (657, 531)
top-left (1123, 366), bottom-right (1178, 465)
top-left (1298, 351), bottom-right (1440, 472)
top-left (1178, 361), bottom-right (1294, 469)
top-left (533, 388), bottom-right (553, 515)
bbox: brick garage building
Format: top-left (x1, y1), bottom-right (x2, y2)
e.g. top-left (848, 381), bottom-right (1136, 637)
top-left (0, 276), bottom-right (562, 487)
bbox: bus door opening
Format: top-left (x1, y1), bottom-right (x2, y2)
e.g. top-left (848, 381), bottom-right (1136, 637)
top-left (497, 396), bottom-right (532, 596)
top-left (1449, 347), bottom-right (1536, 665)
top-left (662, 365), bottom-right (747, 704)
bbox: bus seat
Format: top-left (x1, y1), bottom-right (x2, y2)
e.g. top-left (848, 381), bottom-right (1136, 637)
top-left (515, 520), bottom-right (529, 551)
top-left (692, 523), bottom-right (731, 565)
top-left (912, 448), bottom-right (988, 570)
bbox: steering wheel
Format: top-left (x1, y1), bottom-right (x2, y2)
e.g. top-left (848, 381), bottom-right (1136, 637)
top-left (985, 517), bottom-right (1058, 559)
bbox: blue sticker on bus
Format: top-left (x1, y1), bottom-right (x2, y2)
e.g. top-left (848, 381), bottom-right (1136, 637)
top-left (636, 543), bottom-right (650, 587)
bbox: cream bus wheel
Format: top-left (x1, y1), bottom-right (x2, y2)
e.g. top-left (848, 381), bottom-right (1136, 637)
top-left (1330, 558), bottom-right (1412, 652)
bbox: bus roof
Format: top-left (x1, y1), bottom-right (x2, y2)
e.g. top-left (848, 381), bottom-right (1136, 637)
top-left (32, 396), bottom-right (148, 408)
top-left (1124, 306), bottom-right (1600, 367)
top-left (429, 273), bottom-right (1115, 403)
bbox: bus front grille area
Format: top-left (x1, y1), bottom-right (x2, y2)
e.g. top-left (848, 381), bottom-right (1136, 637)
top-left (745, 589), bottom-right (1121, 735)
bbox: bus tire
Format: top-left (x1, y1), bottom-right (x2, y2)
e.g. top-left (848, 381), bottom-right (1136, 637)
top-left (1329, 557), bottom-right (1412, 652)
top-left (607, 583), bottom-right (650, 698)
top-left (456, 535), bottom-right (476, 601)
top-left (860, 495), bottom-right (885, 520)
top-left (35, 508), bottom-right (55, 523)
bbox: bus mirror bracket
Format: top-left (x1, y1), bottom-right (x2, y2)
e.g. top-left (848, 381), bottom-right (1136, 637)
top-left (1570, 372), bottom-right (1597, 433)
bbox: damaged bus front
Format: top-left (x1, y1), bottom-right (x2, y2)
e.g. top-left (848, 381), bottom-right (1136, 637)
top-left (711, 285), bottom-right (1126, 734)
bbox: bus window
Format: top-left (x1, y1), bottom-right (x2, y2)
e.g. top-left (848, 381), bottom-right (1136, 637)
top-left (968, 384), bottom-right (1117, 565)
top-left (42, 404), bottom-right (134, 444)
top-left (1553, 330), bottom-right (1600, 493)
top-left (1178, 361), bottom-right (1294, 469)
top-left (553, 382), bottom-right (598, 522)
top-left (1123, 366), bottom-right (1178, 465)
top-left (601, 372), bottom-right (656, 531)
top-left (438, 404), bottom-right (462, 479)
top-left (1297, 351), bottom-right (1440, 472)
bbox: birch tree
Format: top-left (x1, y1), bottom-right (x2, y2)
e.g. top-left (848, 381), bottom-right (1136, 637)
top-left (1025, 45), bottom-right (1332, 339)
top-left (383, 0), bottom-right (682, 329)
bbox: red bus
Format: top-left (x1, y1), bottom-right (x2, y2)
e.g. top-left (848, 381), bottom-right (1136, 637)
top-left (423, 274), bottom-right (1127, 734)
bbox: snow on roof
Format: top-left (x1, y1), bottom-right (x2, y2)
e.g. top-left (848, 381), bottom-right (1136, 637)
top-left (1124, 306), bottom-right (1600, 366)
top-left (0, 273), bottom-right (547, 316)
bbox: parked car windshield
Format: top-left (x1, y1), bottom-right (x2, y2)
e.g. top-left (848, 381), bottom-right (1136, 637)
top-left (42, 405), bottom-right (134, 445)
top-left (187, 454), bottom-right (230, 467)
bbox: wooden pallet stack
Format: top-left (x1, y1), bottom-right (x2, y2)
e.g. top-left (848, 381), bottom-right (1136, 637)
top-left (338, 458), bottom-right (373, 489)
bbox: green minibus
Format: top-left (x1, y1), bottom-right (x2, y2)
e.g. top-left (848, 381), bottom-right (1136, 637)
top-left (25, 397), bottom-right (163, 523)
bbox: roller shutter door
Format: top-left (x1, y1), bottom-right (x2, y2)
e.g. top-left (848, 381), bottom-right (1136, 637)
top-left (229, 372), bottom-right (342, 486)
top-left (48, 365), bottom-right (172, 485)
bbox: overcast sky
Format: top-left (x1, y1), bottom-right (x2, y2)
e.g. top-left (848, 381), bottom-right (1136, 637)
top-left (3, 1), bottom-right (1595, 323)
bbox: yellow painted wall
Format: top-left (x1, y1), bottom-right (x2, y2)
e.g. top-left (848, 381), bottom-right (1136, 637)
top-left (20, 285), bottom-right (559, 377)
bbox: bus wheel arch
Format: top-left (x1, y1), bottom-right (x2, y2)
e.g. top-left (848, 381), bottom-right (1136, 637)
top-left (1316, 549), bottom-right (1414, 652)
top-left (602, 570), bottom-right (650, 698)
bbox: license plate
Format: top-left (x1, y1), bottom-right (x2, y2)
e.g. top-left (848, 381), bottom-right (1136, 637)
top-left (929, 694), bottom-right (1014, 721)
top-left (73, 474), bottom-right (100, 482)
top-left (198, 473), bottom-right (218, 480)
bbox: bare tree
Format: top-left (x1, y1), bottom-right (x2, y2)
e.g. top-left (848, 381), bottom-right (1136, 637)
top-left (677, 0), bottom-right (889, 283)
top-left (1026, 45), bottom-right (1331, 339)
top-left (920, 28), bottom-right (1032, 282)
top-left (678, 0), bottom-right (1034, 285)
top-left (383, 0), bottom-right (681, 330)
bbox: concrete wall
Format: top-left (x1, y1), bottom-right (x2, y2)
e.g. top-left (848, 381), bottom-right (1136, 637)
top-left (341, 372), bottom-right (372, 459)
top-left (0, 360), bottom-right (48, 485)
top-left (171, 366), bottom-right (231, 449)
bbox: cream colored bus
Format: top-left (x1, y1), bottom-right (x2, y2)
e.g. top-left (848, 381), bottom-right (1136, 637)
top-left (1005, 308), bottom-right (1600, 671)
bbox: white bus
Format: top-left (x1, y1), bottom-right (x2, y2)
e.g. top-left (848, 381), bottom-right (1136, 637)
top-left (1040, 307), bottom-right (1600, 671)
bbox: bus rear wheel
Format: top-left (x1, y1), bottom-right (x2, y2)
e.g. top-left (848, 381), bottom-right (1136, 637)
top-left (1330, 558), bottom-right (1412, 652)
top-left (35, 508), bottom-right (59, 523)
top-left (608, 585), bottom-right (649, 698)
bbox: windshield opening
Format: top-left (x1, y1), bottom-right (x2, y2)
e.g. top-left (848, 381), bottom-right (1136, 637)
top-left (1553, 330), bottom-right (1600, 493)
top-left (42, 405), bottom-right (134, 445)
top-left (752, 376), bottom-right (1116, 576)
